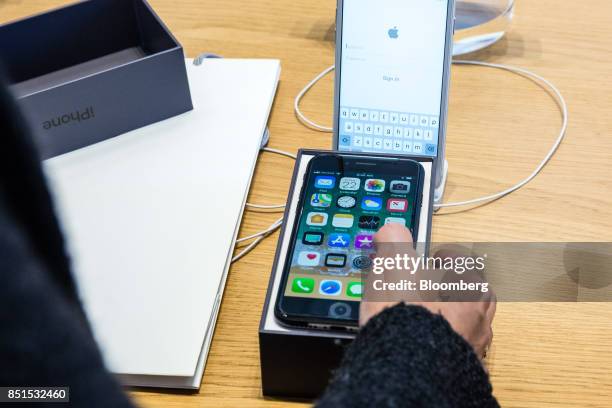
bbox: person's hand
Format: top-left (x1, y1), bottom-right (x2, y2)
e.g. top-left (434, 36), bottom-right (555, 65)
top-left (359, 223), bottom-right (413, 327)
top-left (359, 223), bottom-right (496, 359)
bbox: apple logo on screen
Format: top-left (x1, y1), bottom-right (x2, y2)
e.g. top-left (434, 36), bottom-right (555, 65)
top-left (388, 26), bottom-right (399, 39)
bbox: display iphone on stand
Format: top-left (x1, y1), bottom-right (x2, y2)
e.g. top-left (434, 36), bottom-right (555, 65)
top-left (333, 0), bottom-right (455, 189)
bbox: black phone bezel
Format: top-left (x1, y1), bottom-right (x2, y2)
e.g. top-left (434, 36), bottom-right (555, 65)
top-left (274, 153), bottom-right (425, 330)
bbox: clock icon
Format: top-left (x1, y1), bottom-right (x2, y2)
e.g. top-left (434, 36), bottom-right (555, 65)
top-left (337, 195), bottom-right (357, 209)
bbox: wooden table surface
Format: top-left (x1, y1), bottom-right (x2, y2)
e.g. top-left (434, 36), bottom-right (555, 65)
top-left (2, 0), bottom-right (612, 406)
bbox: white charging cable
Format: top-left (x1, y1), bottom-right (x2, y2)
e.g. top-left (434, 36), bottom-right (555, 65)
top-left (244, 148), bottom-right (297, 211)
top-left (234, 59), bottom-right (568, 262)
top-left (294, 61), bottom-right (568, 210)
top-left (294, 65), bottom-right (336, 132)
top-left (232, 147), bottom-right (297, 263)
top-left (233, 216), bottom-right (284, 263)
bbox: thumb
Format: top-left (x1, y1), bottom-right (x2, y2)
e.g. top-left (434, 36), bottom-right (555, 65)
top-left (374, 223), bottom-right (413, 244)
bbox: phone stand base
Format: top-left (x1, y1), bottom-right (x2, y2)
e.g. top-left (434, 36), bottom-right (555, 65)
top-left (433, 159), bottom-right (448, 210)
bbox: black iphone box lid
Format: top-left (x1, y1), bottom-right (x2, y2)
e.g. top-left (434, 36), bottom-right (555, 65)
top-left (0, 0), bottom-right (193, 159)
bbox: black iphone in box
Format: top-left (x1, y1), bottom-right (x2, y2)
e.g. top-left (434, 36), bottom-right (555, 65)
top-left (259, 149), bottom-right (436, 399)
top-left (0, 0), bottom-right (193, 159)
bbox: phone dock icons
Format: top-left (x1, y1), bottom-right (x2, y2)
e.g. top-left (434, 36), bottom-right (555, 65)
top-left (319, 280), bottom-right (342, 296)
top-left (291, 277), bottom-right (315, 294)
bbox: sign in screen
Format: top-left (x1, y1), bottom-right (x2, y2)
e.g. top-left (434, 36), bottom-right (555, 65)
top-left (337, 0), bottom-right (450, 157)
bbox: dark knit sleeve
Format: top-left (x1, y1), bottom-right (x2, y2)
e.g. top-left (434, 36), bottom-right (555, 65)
top-left (0, 203), bottom-right (135, 408)
top-left (316, 304), bottom-right (499, 408)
